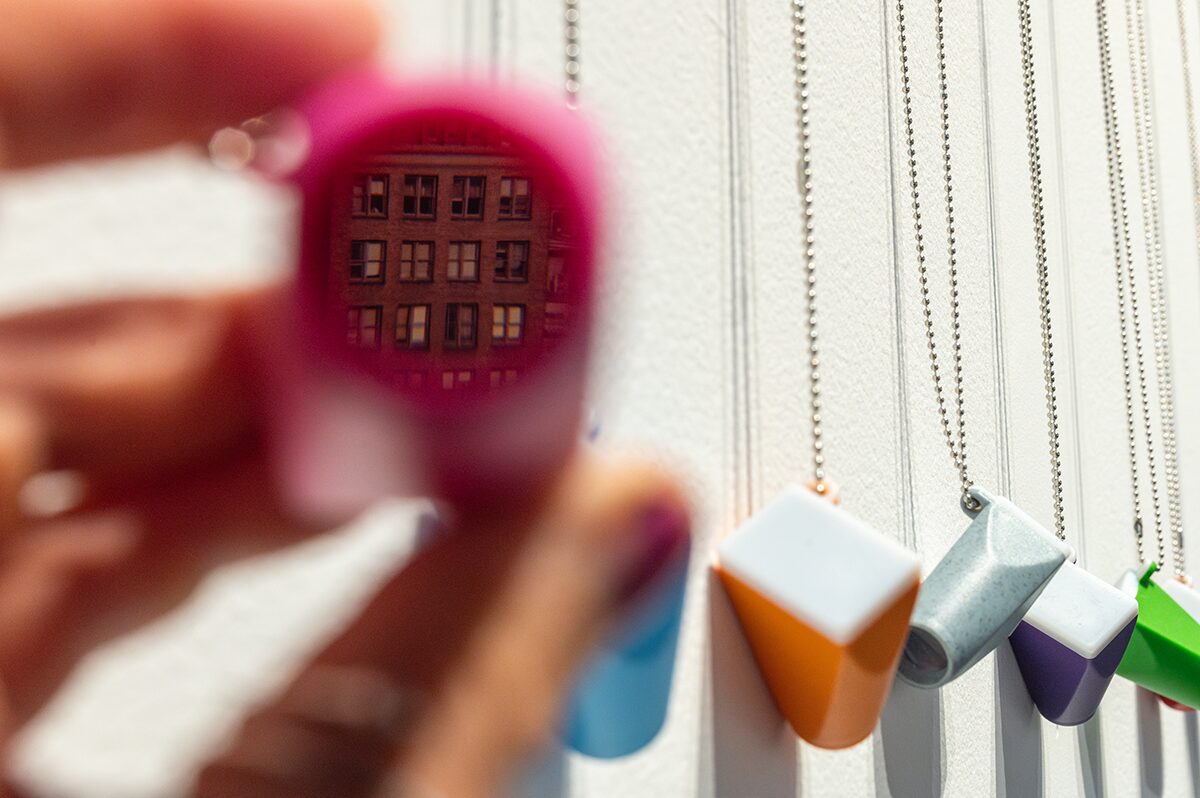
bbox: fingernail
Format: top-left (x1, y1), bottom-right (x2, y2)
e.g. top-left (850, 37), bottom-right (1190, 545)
top-left (616, 500), bottom-right (690, 609)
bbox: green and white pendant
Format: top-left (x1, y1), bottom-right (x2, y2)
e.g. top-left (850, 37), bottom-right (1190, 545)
top-left (1116, 563), bottom-right (1200, 710)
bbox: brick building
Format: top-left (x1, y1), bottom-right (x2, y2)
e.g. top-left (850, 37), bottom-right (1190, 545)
top-left (327, 122), bottom-right (577, 391)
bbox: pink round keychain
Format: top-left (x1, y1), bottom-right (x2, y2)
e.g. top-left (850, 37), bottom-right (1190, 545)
top-left (249, 70), bottom-right (602, 519)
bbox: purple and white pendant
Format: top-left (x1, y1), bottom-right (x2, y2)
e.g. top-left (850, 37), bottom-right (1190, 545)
top-left (1009, 561), bottom-right (1138, 726)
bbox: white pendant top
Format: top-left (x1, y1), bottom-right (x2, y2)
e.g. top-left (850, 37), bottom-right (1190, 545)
top-left (1118, 567), bottom-right (1142, 597)
top-left (1153, 571), bottom-right (1200, 624)
top-left (1021, 561), bottom-right (1137, 659)
top-left (717, 484), bottom-right (920, 646)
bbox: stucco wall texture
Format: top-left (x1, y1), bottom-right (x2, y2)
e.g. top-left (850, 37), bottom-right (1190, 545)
top-left (1, 1), bottom-right (1200, 796)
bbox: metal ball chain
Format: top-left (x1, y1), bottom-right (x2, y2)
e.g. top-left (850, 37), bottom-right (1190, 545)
top-left (1125, 0), bottom-right (1185, 575)
top-left (1093, 0), bottom-right (1166, 566)
top-left (894, 0), bottom-right (976, 510)
top-left (1161, 0), bottom-right (1200, 578)
top-left (791, 0), bottom-right (826, 487)
top-left (564, 0), bottom-right (581, 106)
top-left (1176, 0), bottom-right (1200, 352)
top-left (1172, 0), bottom-right (1198, 575)
top-left (1016, 0), bottom-right (1066, 540)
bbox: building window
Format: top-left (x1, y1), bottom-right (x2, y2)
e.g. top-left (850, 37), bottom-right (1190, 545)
top-left (490, 369), bottom-right (519, 388)
top-left (499, 177), bottom-right (532, 219)
top-left (399, 242), bottom-right (434, 281)
top-left (492, 304), bottom-right (525, 344)
top-left (402, 175), bottom-right (438, 218)
top-left (353, 175), bottom-right (389, 217)
top-left (448, 241), bottom-right (480, 281)
top-left (347, 306), bottom-right (382, 348)
top-left (544, 303), bottom-right (568, 337)
top-left (349, 241), bottom-right (386, 283)
top-left (396, 305), bottom-right (430, 349)
top-left (444, 304), bottom-right (478, 349)
top-left (451, 176), bottom-right (486, 219)
top-left (443, 370), bottom-right (473, 390)
top-left (495, 241), bottom-right (529, 282)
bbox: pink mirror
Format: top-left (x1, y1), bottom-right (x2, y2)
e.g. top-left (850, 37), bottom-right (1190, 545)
top-left (310, 110), bottom-right (589, 405)
top-left (270, 76), bottom-right (600, 513)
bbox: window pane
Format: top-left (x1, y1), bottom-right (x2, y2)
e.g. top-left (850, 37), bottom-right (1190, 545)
top-left (396, 307), bottom-right (410, 343)
top-left (492, 306), bottom-right (505, 339)
top-left (508, 306), bottom-right (523, 340)
top-left (350, 241), bottom-right (384, 282)
top-left (461, 306), bottom-right (476, 346)
top-left (413, 306), bottom-right (428, 345)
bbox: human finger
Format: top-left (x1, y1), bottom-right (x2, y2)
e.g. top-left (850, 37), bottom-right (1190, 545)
top-left (194, 452), bottom-right (691, 798)
top-left (0, 290), bottom-right (272, 488)
top-left (0, 0), bottom-right (381, 169)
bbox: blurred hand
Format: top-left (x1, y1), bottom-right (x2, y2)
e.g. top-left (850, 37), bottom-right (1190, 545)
top-left (0, 2), bottom-right (691, 797)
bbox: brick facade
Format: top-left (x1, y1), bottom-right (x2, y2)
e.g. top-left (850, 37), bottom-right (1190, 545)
top-left (326, 124), bottom-right (576, 391)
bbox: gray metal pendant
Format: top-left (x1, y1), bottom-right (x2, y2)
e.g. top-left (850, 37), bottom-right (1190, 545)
top-left (898, 486), bottom-right (1071, 688)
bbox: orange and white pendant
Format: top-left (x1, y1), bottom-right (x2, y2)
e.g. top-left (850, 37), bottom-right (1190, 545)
top-left (715, 484), bottom-right (921, 749)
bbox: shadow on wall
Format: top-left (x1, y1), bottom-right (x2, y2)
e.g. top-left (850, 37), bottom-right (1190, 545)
top-left (1076, 712), bottom-right (1106, 798)
top-left (1137, 687), bottom-right (1164, 797)
top-left (704, 577), bottom-right (798, 797)
top-left (1186, 711), bottom-right (1200, 798)
top-left (874, 671), bottom-right (944, 797)
top-left (995, 642), bottom-right (1044, 797)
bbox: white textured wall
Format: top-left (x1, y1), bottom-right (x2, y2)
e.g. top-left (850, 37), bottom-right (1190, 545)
top-left (2, 1), bottom-right (1200, 796)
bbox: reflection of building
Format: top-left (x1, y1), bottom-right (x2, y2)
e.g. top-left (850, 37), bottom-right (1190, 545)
top-left (328, 123), bottom-right (576, 390)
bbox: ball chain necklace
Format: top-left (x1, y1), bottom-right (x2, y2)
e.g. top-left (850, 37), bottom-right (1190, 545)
top-left (564, 0), bottom-right (581, 107)
top-left (714, 0), bottom-right (920, 751)
top-left (1176, 0), bottom-right (1200, 371)
top-left (892, 0), bottom-right (1070, 690)
top-left (1003, 0), bottom-right (1138, 727)
top-left (1100, 0), bottom-right (1200, 713)
top-left (1123, 0), bottom-right (1185, 576)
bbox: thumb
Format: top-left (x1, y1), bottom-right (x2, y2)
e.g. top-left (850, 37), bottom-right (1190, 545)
top-left (193, 451), bottom-right (691, 798)
top-left (401, 452), bottom-right (692, 794)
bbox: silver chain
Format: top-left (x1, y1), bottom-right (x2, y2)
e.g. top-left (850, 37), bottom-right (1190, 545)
top-left (790, 0), bottom-right (827, 487)
top-left (1016, 0), bottom-right (1067, 540)
top-left (1094, 0), bottom-right (1166, 566)
top-left (1126, 0), bottom-right (1186, 575)
top-left (564, 0), bottom-right (581, 106)
top-left (894, 0), bottom-right (975, 510)
top-left (1176, 0), bottom-right (1200, 289)
top-left (1172, 0), bottom-right (1198, 577)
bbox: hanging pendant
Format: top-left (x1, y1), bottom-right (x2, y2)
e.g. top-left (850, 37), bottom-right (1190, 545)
top-left (1007, 562), bottom-right (1137, 725)
top-left (1117, 563), bottom-right (1200, 710)
top-left (715, 484), bottom-right (920, 749)
top-left (565, 539), bottom-right (690, 758)
top-left (898, 486), bottom-right (1070, 688)
top-left (1154, 574), bottom-right (1199, 711)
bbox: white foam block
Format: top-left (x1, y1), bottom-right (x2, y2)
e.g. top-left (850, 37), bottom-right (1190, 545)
top-left (717, 485), bottom-right (920, 645)
top-left (1022, 561), bottom-right (1138, 658)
